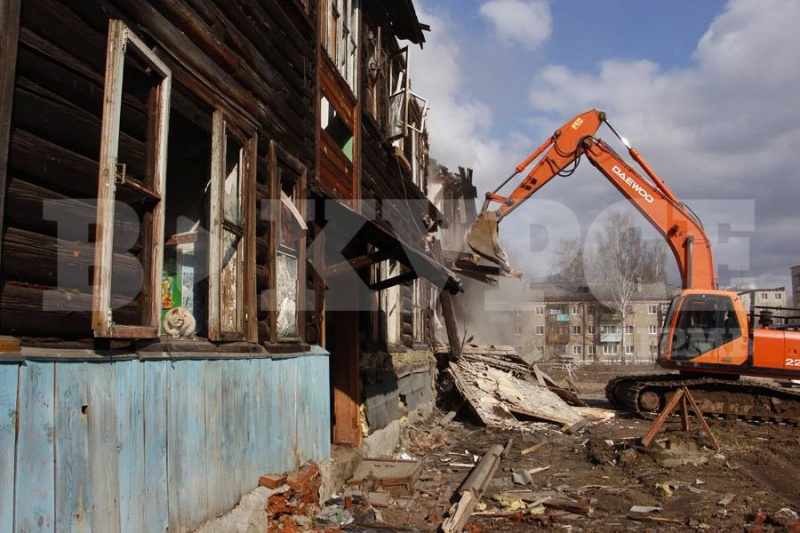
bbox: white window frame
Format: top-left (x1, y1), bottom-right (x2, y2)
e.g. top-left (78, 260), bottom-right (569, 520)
top-left (572, 325), bottom-right (581, 335)
top-left (648, 304), bottom-right (658, 314)
top-left (587, 345), bottom-right (596, 356)
top-left (571, 304), bottom-right (581, 315)
top-left (587, 325), bottom-right (596, 335)
top-left (603, 344), bottom-right (618, 355)
top-left (648, 325), bottom-right (658, 334)
top-left (535, 325), bottom-right (544, 335)
top-left (572, 345), bottom-right (582, 356)
top-left (535, 306), bottom-right (544, 315)
top-left (625, 345), bottom-right (634, 355)
top-left (775, 292), bottom-right (783, 300)
top-left (208, 112), bottom-right (257, 341)
top-left (93, 20), bottom-right (171, 338)
top-left (514, 325), bottom-right (522, 336)
top-left (625, 324), bottom-right (634, 334)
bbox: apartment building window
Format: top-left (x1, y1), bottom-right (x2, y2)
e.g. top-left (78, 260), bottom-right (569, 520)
top-left (535, 306), bottom-right (545, 315)
top-left (775, 293), bottom-right (783, 300)
top-left (513, 308), bottom-right (522, 317)
top-left (625, 345), bottom-right (634, 355)
top-left (625, 325), bottom-right (634, 334)
top-left (648, 304), bottom-right (658, 314)
top-left (603, 344), bottom-right (618, 355)
top-left (535, 326), bottom-right (544, 335)
top-left (587, 325), bottom-right (596, 335)
top-left (587, 345), bottom-right (596, 356)
top-left (572, 304), bottom-right (581, 315)
top-left (549, 307), bottom-right (563, 315)
top-left (760, 292), bottom-right (768, 300)
top-left (601, 325), bottom-right (617, 335)
top-left (572, 345), bottom-right (582, 356)
top-left (514, 325), bottom-right (522, 336)
top-left (648, 325), bottom-right (658, 334)
top-left (650, 343), bottom-right (658, 356)
top-left (572, 325), bottom-right (581, 335)
top-left (554, 344), bottom-right (567, 355)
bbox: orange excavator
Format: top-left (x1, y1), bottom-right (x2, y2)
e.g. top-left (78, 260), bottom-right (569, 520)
top-left (467, 109), bottom-right (800, 420)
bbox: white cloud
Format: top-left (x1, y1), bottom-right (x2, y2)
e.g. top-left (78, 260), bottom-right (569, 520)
top-left (410, 4), bottom-right (534, 189)
top-left (520, 0), bottom-right (800, 287)
top-left (479, 0), bottom-right (552, 50)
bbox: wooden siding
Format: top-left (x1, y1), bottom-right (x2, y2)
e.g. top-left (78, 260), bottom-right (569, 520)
top-left (0, 352), bottom-right (330, 533)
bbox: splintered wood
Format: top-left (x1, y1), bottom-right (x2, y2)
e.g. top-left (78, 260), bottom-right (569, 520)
top-left (449, 351), bottom-right (584, 428)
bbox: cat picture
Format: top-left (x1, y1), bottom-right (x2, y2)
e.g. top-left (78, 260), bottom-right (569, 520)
top-left (163, 306), bottom-right (197, 338)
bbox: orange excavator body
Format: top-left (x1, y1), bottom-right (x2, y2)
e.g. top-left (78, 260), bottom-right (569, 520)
top-left (467, 109), bottom-right (800, 390)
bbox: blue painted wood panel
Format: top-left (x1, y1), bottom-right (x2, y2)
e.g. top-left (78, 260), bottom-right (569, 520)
top-left (117, 361), bottom-right (145, 532)
top-left (143, 361), bottom-right (169, 533)
top-left (168, 360), bottom-right (209, 533)
top-left (54, 363), bottom-right (92, 530)
top-left (7, 350), bottom-right (331, 533)
top-left (15, 362), bottom-right (55, 532)
top-left (87, 362), bottom-right (120, 533)
top-left (0, 364), bottom-right (19, 533)
top-left (203, 360), bottom-right (225, 519)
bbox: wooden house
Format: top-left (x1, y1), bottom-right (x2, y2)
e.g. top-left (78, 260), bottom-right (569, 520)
top-left (0, 0), bottom-right (459, 530)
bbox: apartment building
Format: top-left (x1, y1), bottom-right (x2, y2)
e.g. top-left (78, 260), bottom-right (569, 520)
top-left (486, 281), bottom-right (678, 364)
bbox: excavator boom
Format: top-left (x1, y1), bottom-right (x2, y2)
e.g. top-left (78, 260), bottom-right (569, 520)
top-left (467, 109), bottom-right (716, 290)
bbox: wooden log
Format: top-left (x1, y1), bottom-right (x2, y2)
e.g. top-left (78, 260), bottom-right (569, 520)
top-left (12, 84), bottom-right (146, 177)
top-left (4, 178), bottom-right (140, 245)
top-left (9, 129), bottom-right (99, 198)
top-left (2, 226), bottom-right (143, 290)
top-left (0, 0), bottom-right (22, 265)
top-left (441, 441), bottom-right (508, 533)
top-left (0, 281), bottom-right (138, 336)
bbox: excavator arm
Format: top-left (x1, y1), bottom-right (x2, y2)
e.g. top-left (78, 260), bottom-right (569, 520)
top-left (467, 109), bottom-right (717, 290)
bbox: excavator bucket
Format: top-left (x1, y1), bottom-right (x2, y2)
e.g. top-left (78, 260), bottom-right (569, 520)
top-left (466, 211), bottom-right (510, 271)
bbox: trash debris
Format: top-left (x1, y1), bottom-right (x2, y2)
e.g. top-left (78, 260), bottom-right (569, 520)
top-left (630, 505), bottom-right (663, 513)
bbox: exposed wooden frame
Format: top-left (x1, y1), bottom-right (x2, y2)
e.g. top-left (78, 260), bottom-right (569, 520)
top-left (207, 112), bottom-right (256, 342)
top-left (268, 140), bottom-right (308, 343)
top-left (0, 0), bottom-right (22, 266)
top-left (93, 20), bottom-right (171, 338)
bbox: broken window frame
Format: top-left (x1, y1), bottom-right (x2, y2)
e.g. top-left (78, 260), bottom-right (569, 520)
top-left (322, 0), bottom-right (359, 92)
top-left (93, 20), bottom-right (171, 338)
top-left (207, 112), bottom-right (257, 342)
top-left (268, 140), bottom-right (308, 343)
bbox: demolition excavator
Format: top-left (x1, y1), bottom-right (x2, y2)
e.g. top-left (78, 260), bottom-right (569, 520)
top-left (467, 109), bottom-right (800, 421)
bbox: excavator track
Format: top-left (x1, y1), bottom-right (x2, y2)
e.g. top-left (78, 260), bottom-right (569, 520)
top-left (605, 373), bottom-right (800, 424)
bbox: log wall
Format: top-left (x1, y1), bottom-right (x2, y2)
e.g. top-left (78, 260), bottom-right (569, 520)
top-left (1, 0), bottom-right (317, 343)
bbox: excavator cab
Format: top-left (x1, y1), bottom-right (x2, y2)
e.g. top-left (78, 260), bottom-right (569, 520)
top-left (658, 291), bottom-right (747, 367)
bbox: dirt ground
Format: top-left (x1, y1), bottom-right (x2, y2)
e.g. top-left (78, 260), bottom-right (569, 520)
top-left (334, 364), bottom-right (800, 532)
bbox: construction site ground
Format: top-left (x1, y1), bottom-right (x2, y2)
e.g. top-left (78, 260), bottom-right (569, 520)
top-left (330, 363), bottom-right (800, 532)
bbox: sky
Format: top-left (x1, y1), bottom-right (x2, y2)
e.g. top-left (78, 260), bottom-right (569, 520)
top-left (408, 0), bottom-right (800, 293)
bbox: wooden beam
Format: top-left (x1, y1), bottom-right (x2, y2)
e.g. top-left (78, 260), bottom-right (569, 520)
top-left (321, 249), bottom-right (392, 278)
top-left (369, 270), bottom-right (417, 292)
top-left (0, 0), bottom-right (22, 266)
